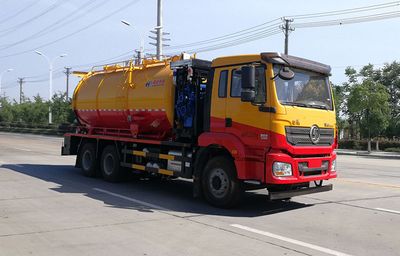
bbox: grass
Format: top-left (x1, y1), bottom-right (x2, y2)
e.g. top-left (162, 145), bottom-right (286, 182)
top-left (384, 147), bottom-right (400, 153)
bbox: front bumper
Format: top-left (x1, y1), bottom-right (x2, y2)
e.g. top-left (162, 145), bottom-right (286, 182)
top-left (268, 184), bottom-right (333, 200)
top-left (265, 151), bottom-right (337, 184)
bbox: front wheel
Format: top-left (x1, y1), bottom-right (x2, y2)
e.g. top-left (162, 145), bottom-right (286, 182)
top-left (202, 156), bottom-right (243, 208)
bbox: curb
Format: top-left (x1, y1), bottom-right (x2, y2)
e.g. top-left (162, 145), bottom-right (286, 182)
top-left (336, 151), bottom-right (400, 160)
top-left (0, 128), bottom-right (63, 137)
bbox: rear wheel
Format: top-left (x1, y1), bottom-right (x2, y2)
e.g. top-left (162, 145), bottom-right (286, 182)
top-left (202, 156), bottom-right (243, 208)
top-left (79, 143), bottom-right (97, 177)
top-left (100, 145), bottom-right (124, 182)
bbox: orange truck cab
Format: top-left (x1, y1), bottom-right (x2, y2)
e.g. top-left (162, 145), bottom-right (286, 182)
top-left (62, 52), bottom-right (337, 208)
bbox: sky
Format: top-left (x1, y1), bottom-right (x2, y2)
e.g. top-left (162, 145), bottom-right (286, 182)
top-left (0, 0), bottom-right (399, 102)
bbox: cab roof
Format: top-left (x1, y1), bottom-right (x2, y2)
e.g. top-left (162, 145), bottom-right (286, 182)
top-left (211, 52), bottom-right (331, 75)
top-left (211, 54), bottom-right (260, 68)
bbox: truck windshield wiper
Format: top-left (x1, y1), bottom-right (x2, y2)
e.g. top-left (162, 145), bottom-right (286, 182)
top-left (307, 104), bottom-right (329, 110)
top-left (281, 102), bottom-right (329, 110)
top-left (281, 102), bottom-right (308, 107)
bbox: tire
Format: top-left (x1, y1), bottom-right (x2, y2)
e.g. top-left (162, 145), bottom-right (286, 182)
top-left (79, 143), bottom-right (97, 177)
top-left (100, 145), bottom-right (124, 182)
top-left (202, 156), bottom-right (243, 208)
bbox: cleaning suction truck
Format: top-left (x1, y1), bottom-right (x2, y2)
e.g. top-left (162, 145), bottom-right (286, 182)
top-left (62, 52), bottom-right (337, 207)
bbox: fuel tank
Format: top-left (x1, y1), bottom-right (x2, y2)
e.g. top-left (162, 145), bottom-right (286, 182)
top-left (72, 58), bottom-right (179, 140)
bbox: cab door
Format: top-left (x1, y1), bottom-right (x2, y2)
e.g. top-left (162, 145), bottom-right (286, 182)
top-left (225, 65), bottom-right (270, 147)
top-left (210, 68), bottom-right (229, 132)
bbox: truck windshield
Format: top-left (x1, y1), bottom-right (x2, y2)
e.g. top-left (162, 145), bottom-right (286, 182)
top-left (273, 65), bottom-right (333, 110)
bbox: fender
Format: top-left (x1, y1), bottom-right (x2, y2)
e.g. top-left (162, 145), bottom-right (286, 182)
top-left (198, 132), bottom-right (265, 181)
top-left (198, 132), bottom-right (246, 160)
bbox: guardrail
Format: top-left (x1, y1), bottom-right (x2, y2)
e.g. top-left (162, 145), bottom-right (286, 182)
top-left (0, 122), bottom-right (76, 136)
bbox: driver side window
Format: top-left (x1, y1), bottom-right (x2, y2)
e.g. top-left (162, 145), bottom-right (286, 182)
top-left (230, 69), bottom-right (242, 97)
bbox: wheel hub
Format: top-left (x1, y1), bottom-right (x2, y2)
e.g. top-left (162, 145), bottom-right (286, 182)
top-left (209, 168), bottom-right (229, 199)
top-left (82, 151), bottom-right (92, 170)
top-left (103, 153), bottom-right (115, 176)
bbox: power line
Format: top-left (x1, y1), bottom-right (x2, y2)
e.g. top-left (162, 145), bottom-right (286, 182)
top-left (169, 2), bottom-right (400, 54)
top-left (58, 23), bottom-right (292, 69)
top-left (171, 28), bottom-right (281, 54)
top-left (65, 21), bottom-right (283, 67)
top-left (0, 0), bottom-right (109, 51)
top-left (2, 83), bottom-right (18, 89)
top-left (331, 62), bottom-right (389, 69)
top-left (162, 2), bottom-right (399, 55)
top-left (0, 1), bottom-right (40, 25)
top-left (12, 72), bottom-right (65, 84)
top-left (70, 50), bottom-right (136, 69)
top-left (164, 19), bottom-right (281, 50)
top-left (24, 68), bottom-right (64, 79)
top-left (288, 1), bottom-right (400, 19)
top-left (34, 28), bottom-right (282, 71)
top-left (0, 1), bottom-right (64, 37)
top-left (10, 1), bottom-right (400, 74)
top-left (0, 0), bottom-right (96, 50)
top-left (26, 72), bottom-right (65, 83)
top-left (163, 3), bottom-right (399, 55)
top-left (0, 0), bottom-right (141, 59)
top-left (293, 11), bottom-right (400, 28)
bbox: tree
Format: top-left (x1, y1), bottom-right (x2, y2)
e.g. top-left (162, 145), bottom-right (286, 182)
top-left (1, 92), bottom-right (76, 128)
top-left (28, 95), bottom-right (49, 124)
top-left (342, 67), bottom-right (359, 139)
top-left (377, 61), bottom-right (400, 138)
top-left (347, 79), bottom-right (390, 151)
top-left (332, 84), bottom-right (345, 130)
top-left (0, 97), bottom-right (13, 123)
top-left (51, 92), bottom-right (75, 124)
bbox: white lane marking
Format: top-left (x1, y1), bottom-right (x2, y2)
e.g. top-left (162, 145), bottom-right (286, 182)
top-left (93, 188), bottom-right (169, 211)
top-left (375, 208), bottom-right (400, 214)
top-left (13, 147), bottom-right (32, 152)
top-left (231, 224), bottom-right (352, 256)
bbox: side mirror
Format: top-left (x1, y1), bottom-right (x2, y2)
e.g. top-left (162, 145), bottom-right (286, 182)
top-left (278, 67), bottom-right (295, 80)
top-left (241, 65), bottom-right (256, 102)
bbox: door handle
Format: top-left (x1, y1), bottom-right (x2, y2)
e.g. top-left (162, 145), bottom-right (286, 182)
top-left (225, 118), bottom-right (232, 127)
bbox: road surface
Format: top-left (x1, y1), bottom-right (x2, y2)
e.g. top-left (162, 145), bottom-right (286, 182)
top-left (0, 132), bottom-right (399, 256)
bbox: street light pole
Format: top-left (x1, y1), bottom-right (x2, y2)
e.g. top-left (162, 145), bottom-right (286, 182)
top-left (35, 51), bottom-right (67, 124)
top-left (121, 20), bottom-right (144, 64)
top-left (0, 68), bottom-right (13, 97)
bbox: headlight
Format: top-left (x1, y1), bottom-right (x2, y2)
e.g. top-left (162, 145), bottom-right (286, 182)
top-left (272, 162), bottom-right (292, 177)
top-left (331, 159), bottom-right (336, 172)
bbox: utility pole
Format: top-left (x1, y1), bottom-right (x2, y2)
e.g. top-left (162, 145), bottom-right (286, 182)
top-left (64, 67), bottom-right (71, 101)
top-left (280, 18), bottom-right (294, 55)
top-left (134, 50), bottom-right (142, 65)
top-left (156, 0), bottom-right (162, 60)
top-left (149, 0), bottom-right (170, 60)
top-left (17, 77), bottom-right (24, 104)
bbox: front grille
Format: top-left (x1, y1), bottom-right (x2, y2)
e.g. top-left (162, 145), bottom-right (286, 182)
top-left (298, 161), bottom-right (329, 176)
top-left (286, 126), bottom-right (334, 146)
